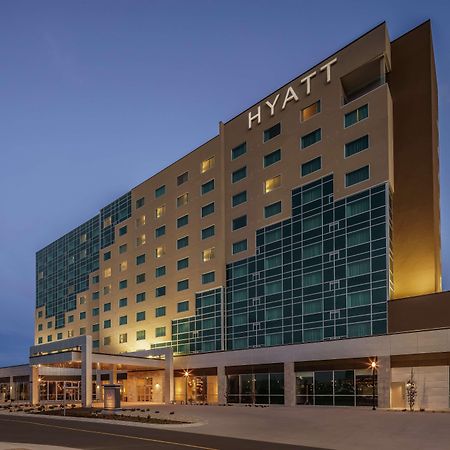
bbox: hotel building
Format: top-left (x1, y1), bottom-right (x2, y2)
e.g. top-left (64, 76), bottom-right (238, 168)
top-left (1, 19), bottom-right (449, 410)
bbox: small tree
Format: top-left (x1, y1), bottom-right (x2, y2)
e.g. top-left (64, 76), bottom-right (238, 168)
top-left (406, 368), bottom-right (417, 411)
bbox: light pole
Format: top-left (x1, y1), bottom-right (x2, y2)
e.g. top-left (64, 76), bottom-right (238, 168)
top-left (183, 370), bottom-right (190, 405)
top-left (370, 360), bottom-right (378, 411)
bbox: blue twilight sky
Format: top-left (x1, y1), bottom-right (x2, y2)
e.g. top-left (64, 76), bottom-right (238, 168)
top-left (0, 1), bottom-right (449, 366)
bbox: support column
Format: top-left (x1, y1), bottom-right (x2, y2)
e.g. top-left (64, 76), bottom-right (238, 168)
top-left (111, 366), bottom-right (117, 384)
top-left (81, 335), bottom-right (93, 408)
top-left (284, 362), bottom-right (296, 407)
top-left (217, 366), bottom-right (226, 405)
top-left (163, 355), bottom-right (174, 404)
top-left (9, 376), bottom-right (14, 402)
top-left (377, 355), bottom-right (391, 408)
top-left (31, 366), bottom-right (40, 405)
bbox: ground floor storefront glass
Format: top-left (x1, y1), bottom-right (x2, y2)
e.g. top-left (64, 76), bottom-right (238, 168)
top-left (39, 381), bottom-right (81, 402)
top-left (296, 370), bottom-right (377, 406)
top-left (227, 372), bottom-right (284, 405)
top-left (174, 375), bottom-right (218, 404)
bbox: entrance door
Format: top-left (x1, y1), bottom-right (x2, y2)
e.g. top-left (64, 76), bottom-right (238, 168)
top-left (391, 382), bottom-right (405, 409)
top-left (137, 378), bottom-right (153, 402)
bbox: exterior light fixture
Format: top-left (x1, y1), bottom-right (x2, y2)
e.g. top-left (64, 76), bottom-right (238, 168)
top-left (368, 358), bottom-right (378, 411)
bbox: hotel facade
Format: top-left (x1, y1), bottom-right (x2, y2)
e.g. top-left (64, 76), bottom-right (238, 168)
top-left (2, 20), bottom-right (450, 410)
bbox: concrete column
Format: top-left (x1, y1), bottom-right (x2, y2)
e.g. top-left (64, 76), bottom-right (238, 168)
top-left (163, 354), bottom-right (174, 404)
top-left (9, 376), bottom-right (14, 402)
top-left (377, 355), bottom-right (391, 408)
top-left (81, 335), bottom-right (93, 408)
top-left (111, 366), bottom-right (117, 384)
top-left (284, 362), bottom-right (296, 407)
top-left (217, 366), bottom-right (227, 405)
top-left (31, 366), bottom-right (40, 405)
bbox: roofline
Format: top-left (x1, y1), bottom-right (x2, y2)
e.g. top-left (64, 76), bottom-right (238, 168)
top-left (391, 19), bottom-right (431, 43)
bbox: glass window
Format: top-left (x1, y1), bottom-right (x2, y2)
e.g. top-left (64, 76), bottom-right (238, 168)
top-left (345, 135), bottom-right (369, 157)
top-left (177, 171), bottom-right (188, 186)
top-left (303, 242), bottom-right (321, 259)
top-left (303, 299), bottom-right (322, 314)
top-left (136, 234), bottom-right (146, 246)
top-left (263, 122), bottom-right (281, 142)
top-left (265, 254), bottom-right (282, 269)
top-left (302, 186), bottom-right (321, 204)
top-left (103, 302), bottom-right (111, 312)
top-left (344, 104), bottom-right (368, 128)
top-left (301, 100), bottom-right (321, 121)
top-left (177, 300), bottom-right (189, 313)
top-left (265, 280), bottom-right (282, 295)
top-left (348, 322), bottom-right (371, 337)
top-left (346, 197), bottom-right (369, 217)
top-left (155, 246), bottom-right (165, 258)
top-left (266, 306), bottom-right (282, 320)
top-left (177, 193), bottom-right (189, 208)
top-left (136, 311), bottom-right (146, 322)
top-left (92, 324), bottom-right (99, 332)
top-left (136, 273), bottom-right (146, 284)
top-left (119, 315), bottom-right (127, 326)
top-left (155, 306), bottom-right (166, 317)
top-left (155, 225), bottom-right (166, 238)
top-left (155, 265), bottom-right (166, 277)
top-left (136, 197), bottom-right (145, 209)
top-left (201, 202), bottom-right (215, 217)
top-left (80, 312), bottom-right (86, 320)
top-left (264, 201), bottom-right (281, 218)
top-left (232, 215), bottom-right (247, 230)
top-left (103, 216), bottom-right (112, 228)
top-left (155, 326), bottom-right (166, 337)
top-left (119, 297), bottom-right (128, 307)
top-left (232, 239), bottom-right (247, 254)
top-left (301, 157), bottom-right (322, 176)
top-left (347, 228), bottom-right (370, 246)
top-left (155, 286), bottom-right (166, 297)
top-left (232, 166), bottom-right (247, 183)
top-left (264, 175), bottom-right (281, 194)
top-left (177, 279), bottom-right (189, 291)
top-left (104, 319), bottom-right (111, 329)
top-left (347, 260), bottom-right (370, 277)
top-left (201, 225), bottom-right (215, 239)
top-left (232, 191), bottom-right (247, 207)
top-left (136, 215), bottom-right (146, 227)
top-left (301, 128), bottom-right (321, 149)
top-left (104, 267), bottom-right (111, 278)
top-left (231, 142), bottom-right (246, 160)
top-left (346, 166), bottom-right (369, 187)
top-left (155, 185), bottom-right (166, 198)
top-left (136, 254), bottom-right (146, 265)
top-left (201, 179), bottom-right (215, 195)
top-left (266, 228), bottom-right (281, 243)
top-left (156, 205), bottom-right (166, 218)
top-left (177, 236), bottom-right (189, 249)
top-left (119, 225), bottom-right (127, 236)
top-left (202, 271), bottom-right (215, 284)
top-left (303, 270), bottom-right (323, 286)
top-left (303, 214), bottom-right (322, 231)
top-left (264, 149), bottom-right (281, 167)
top-left (136, 330), bottom-right (146, 340)
top-left (119, 279), bottom-right (128, 289)
top-left (103, 251), bottom-right (111, 261)
top-left (347, 291), bottom-right (371, 307)
top-left (119, 333), bottom-right (127, 343)
top-left (177, 215), bottom-right (189, 228)
top-left (136, 292), bottom-right (146, 303)
top-left (202, 247), bottom-right (215, 262)
top-left (177, 257), bottom-right (189, 270)
top-left (201, 156), bottom-right (215, 173)
top-left (119, 244), bottom-right (127, 254)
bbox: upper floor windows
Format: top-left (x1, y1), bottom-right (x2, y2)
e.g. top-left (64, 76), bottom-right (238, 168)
top-left (156, 204), bottom-right (166, 219)
top-left (232, 166), bottom-right (247, 183)
top-left (301, 100), bottom-right (320, 122)
top-left (263, 123), bottom-right (281, 142)
top-left (155, 245), bottom-right (165, 258)
top-left (119, 225), bottom-right (127, 236)
top-left (301, 128), bottom-right (321, 149)
top-left (263, 149), bottom-right (281, 168)
top-left (232, 215), bottom-right (247, 231)
top-left (201, 156), bottom-right (215, 173)
top-left (344, 104), bottom-right (368, 128)
top-left (201, 225), bottom-right (215, 240)
top-left (264, 201), bottom-right (282, 218)
top-left (201, 179), bottom-right (215, 195)
top-left (177, 193), bottom-right (189, 208)
top-left (345, 165), bottom-right (370, 187)
top-left (232, 239), bottom-right (247, 254)
top-left (264, 175), bottom-right (281, 194)
top-left (155, 225), bottom-right (166, 238)
top-left (201, 202), bottom-right (215, 217)
top-left (301, 156), bottom-right (322, 177)
top-left (345, 135), bottom-right (369, 157)
top-left (177, 236), bottom-right (189, 249)
top-left (231, 142), bottom-right (246, 160)
top-left (136, 234), bottom-right (146, 246)
top-left (155, 185), bottom-right (166, 198)
top-left (136, 197), bottom-right (145, 209)
top-left (177, 172), bottom-right (188, 186)
top-left (232, 191), bottom-right (247, 207)
top-left (177, 214), bottom-right (189, 228)
top-left (202, 247), bottom-right (215, 262)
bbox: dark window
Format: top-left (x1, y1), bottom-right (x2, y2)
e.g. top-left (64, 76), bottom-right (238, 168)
top-left (201, 179), bottom-right (215, 195)
top-left (136, 254), bottom-right (146, 265)
top-left (345, 135), bottom-right (369, 157)
top-left (202, 202), bottom-right (215, 217)
top-left (263, 123), bottom-right (281, 142)
top-left (264, 149), bottom-right (281, 167)
top-left (232, 142), bottom-right (247, 160)
top-left (136, 292), bottom-right (146, 303)
top-left (232, 239), bottom-right (247, 254)
top-left (119, 225), bottom-right (127, 236)
top-left (202, 225), bottom-right (215, 239)
top-left (103, 251), bottom-right (111, 261)
top-left (119, 297), bottom-right (128, 307)
top-left (155, 225), bottom-right (166, 238)
top-left (301, 156), bottom-right (322, 176)
top-left (232, 215), bottom-right (247, 230)
top-left (155, 306), bottom-right (166, 317)
top-left (344, 104), bottom-right (368, 128)
top-left (264, 201), bottom-right (282, 218)
top-left (155, 185), bottom-right (166, 198)
top-left (136, 197), bottom-right (145, 209)
top-left (177, 279), bottom-right (189, 291)
top-left (177, 171), bottom-right (189, 186)
top-left (301, 128), bottom-right (321, 149)
top-left (155, 266), bottom-right (166, 277)
top-left (177, 300), bottom-right (189, 313)
top-left (136, 273), bottom-right (146, 284)
top-left (155, 286), bottom-right (166, 297)
top-left (177, 257), bottom-right (189, 270)
top-left (232, 191), bottom-right (247, 207)
top-left (232, 166), bottom-right (247, 183)
top-left (202, 271), bottom-right (215, 284)
top-left (136, 311), bottom-right (146, 322)
top-left (177, 214), bottom-right (189, 228)
top-left (177, 236), bottom-right (189, 249)
top-left (346, 166), bottom-right (370, 187)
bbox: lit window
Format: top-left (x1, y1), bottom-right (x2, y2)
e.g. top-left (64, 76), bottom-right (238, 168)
top-left (103, 216), bottom-right (112, 228)
top-left (202, 247), bottom-right (215, 262)
top-left (67, 330), bottom-right (74, 338)
top-left (79, 296), bottom-right (86, 305)
top-left (301, 100), bottom-right (320, 121)
top-left (264, 175), bottom-right (281, 193)
top-left (136, 234), bottom-right (146, 246)
top-left (136, 215), bottom-right (146, 227)
top-left (119, 261), bottom-right (127, 272)
top-left (155, 246), bottom-right (165, 258)
top-left (177, 193), bottom-right (189, 208)
top-left (201, 156), bottom-right (215, 173)
top-left (104, 268), bottom-right (112, 278)
top-left (80, 233), bottom-right (87, 243)
top-left (156, 205), bottom-right (166, 219)
top-left (119, 333), bottom-right (127, 343)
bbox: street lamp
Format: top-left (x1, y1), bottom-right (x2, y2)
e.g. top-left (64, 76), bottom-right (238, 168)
top-left (183, 370), bottom-right (190, 405)
top-left (370, 359), bottom-right (378, 411)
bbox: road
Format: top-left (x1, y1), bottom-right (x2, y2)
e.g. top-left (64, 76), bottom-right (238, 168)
top-left (0, 415), bottom-right (325, 450)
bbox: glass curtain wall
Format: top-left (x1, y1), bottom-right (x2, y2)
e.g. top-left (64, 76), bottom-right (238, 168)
top-left (227, 372), bottom-right (284, 404)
